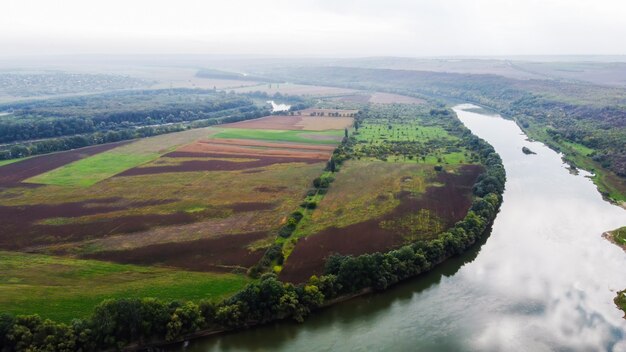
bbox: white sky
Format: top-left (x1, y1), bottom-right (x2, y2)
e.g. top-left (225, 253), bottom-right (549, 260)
top-left (1, 0), bottom-right (625, 57)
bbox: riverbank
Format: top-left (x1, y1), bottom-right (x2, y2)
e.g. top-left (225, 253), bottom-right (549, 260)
top-left (459, 102), bottom-right (626, 207)
top-left (603, 226), bottom-right (626, 252)
top-left (616, 290), bottom-right (626, 319)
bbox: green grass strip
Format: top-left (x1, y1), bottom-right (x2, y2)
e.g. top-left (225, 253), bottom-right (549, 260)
top-left (213, 128), bottom-right (343, 145)
top-left (26, 152), bottom-right (159, 187)
top-left (0, 251), bottom-right (250, 322)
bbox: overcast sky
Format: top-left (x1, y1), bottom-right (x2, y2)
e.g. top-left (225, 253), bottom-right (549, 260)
top-left (2, 0), bottom-right (625, 57)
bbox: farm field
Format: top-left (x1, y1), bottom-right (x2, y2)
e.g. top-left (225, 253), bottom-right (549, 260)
top-left (0, 251), bottom-right (249, 322)
top-left (279, 161), bottom-right (482, 283)
top-left (24, 126), bottom-right (219, 187)
top-left (353, 121), bottom-right (473, 164)
top-left (0, 141), bottom-right (131, 186)
top-left (0, 108), bottom-right (355, 319)
top-left (211, 128), bottom-right (344, 145)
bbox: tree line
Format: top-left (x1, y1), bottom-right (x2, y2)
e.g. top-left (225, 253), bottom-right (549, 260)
top-left (0, 89), bottom-right (257, 144)
top-left (0, 106), bottom-right (270, 161)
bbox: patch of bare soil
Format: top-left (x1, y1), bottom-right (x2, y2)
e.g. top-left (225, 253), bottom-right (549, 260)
top-left (84, 231), bottom-right (268, 272)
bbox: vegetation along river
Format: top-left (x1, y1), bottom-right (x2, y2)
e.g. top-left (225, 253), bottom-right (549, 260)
top-left (178, 104), bottom-right (626, 351)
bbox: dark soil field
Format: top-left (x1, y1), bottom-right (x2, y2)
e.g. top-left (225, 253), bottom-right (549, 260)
top-left (0, 199), bottom-right (185, 250)
top-left (118, 138), bottom-right (334, 175)
top-left (279, 164), bottom-right (483, 283)
top-left (84, 231), bottom-right (267, 272)
top-left (118, 154), bottom-right (326, 175)
top-left (0, 141), bottom-right (130, 186)
top-left (0, 198), bottom-right (273, 250)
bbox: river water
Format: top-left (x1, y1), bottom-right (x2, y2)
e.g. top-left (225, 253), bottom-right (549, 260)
top-left (181, 104), bottom-right (626, 351)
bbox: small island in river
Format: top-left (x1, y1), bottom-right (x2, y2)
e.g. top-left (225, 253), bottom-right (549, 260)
top-left (522, 146), bottom-right (536, 155)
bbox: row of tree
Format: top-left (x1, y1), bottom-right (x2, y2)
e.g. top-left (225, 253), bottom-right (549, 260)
top-left (0, 277), bottom-right (323, 351)
top-left (0, 107), bottom-right (270, 161)
top-left (0, 89), bottom-right (257, 144)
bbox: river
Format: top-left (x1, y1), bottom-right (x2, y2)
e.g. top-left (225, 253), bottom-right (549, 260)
top-left (179, 104), bottom-right (626, 351)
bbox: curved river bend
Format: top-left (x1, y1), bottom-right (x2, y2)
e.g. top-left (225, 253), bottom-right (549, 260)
top-left (180, 104), bottom-right (626, 351)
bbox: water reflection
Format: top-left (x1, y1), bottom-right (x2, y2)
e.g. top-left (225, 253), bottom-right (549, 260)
top-left (179, 104), bottom-right (626, 352)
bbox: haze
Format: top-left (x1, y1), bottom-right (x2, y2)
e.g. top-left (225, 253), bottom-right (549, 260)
top-left (2, 0), bottom-right (626, 57)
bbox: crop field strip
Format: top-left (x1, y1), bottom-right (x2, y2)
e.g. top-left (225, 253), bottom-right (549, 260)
top-left (24, 126), bottom-right (218, 187)
top-left (0, 140), bottom-right (131, 186)
top-left (0, 251), bottom-right (250, 322)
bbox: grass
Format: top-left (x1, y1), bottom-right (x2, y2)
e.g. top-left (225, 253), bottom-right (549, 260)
top-left (1, 160), bottom-right (326, 254)
top-left (610, 226), bottom-right (626, 246)
top-left (24, 126), bottom-right (218, 187)
top-left (290, 161), bottom-right (431, 243)
top-left (561, 140), bottom-right (595, 156)
top-left (0, 251), bottom-right (250, 322)
top-left (353, 121), bottom-right (472, 165)
top-left (0, 158), bottom-right (27, 167)
top-left (26, 152), bottom-right (159, 187)
top-left (522, 121), bottom-right (626, 203)
top-left (212, 128), bottom-right (343, 145)
top-left (616, 290), bottom-right (626, 318)
top-left (355, 123), bottom-right (454, 143)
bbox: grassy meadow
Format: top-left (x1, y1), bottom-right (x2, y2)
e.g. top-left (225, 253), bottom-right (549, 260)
top-left (25, 126), bottom-right (217, 187)
top-left (212, 128), bottom-right (343, 145)
top-left (0, 251), bottom-right (250, 322)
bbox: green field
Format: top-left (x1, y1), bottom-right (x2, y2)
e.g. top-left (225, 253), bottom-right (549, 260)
top-left (26, 152), bottom-right (159, 187)
top-left (0, 158), bottom-right (25, 167)
top-left (0, 251), bottom-right (250, 322)
top-left (295, 161), bottom-right (430, 238)
top-left (23, 126), bottom-right (217, 187)
top-left (355, 123), bottom-right (454, 142)
top-left (522, 121), bottom-right (626, 203)
top-left (610, 226), bottom-right (626, 246)
top-left (616, 290), bottom-right (626, 317)
top-left (352, 121), bottom-right (472, 165)
top-left (212, 128), bottom-right (343, 144)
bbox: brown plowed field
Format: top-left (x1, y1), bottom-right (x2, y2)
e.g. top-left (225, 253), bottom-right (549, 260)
top-left (117, 155), bottom-right (325, 176)
top-left (221, 115), bottom-right (353, 131)
top-left (117, 137), bottom-right (333, 176)
top-left (279, 164), bottom-right (483, 283)
top-left (84, 231), bottom-right (267, 272)
top-left (0, 198), bottom-right (274, 250)
top-left (0, 141), bottom-right (130, 186)
top-left (0, 199), bottom-right (184, 249)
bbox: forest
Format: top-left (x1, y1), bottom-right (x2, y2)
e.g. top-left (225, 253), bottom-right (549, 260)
top-left (0, 89), bottom-right (276, 160)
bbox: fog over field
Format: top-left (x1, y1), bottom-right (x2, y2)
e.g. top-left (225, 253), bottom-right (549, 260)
top-left (2, 0), bottom-right (626, 57)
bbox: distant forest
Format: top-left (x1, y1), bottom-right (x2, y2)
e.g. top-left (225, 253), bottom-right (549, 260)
top-left (0, 89), bottom-right (273, 160)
